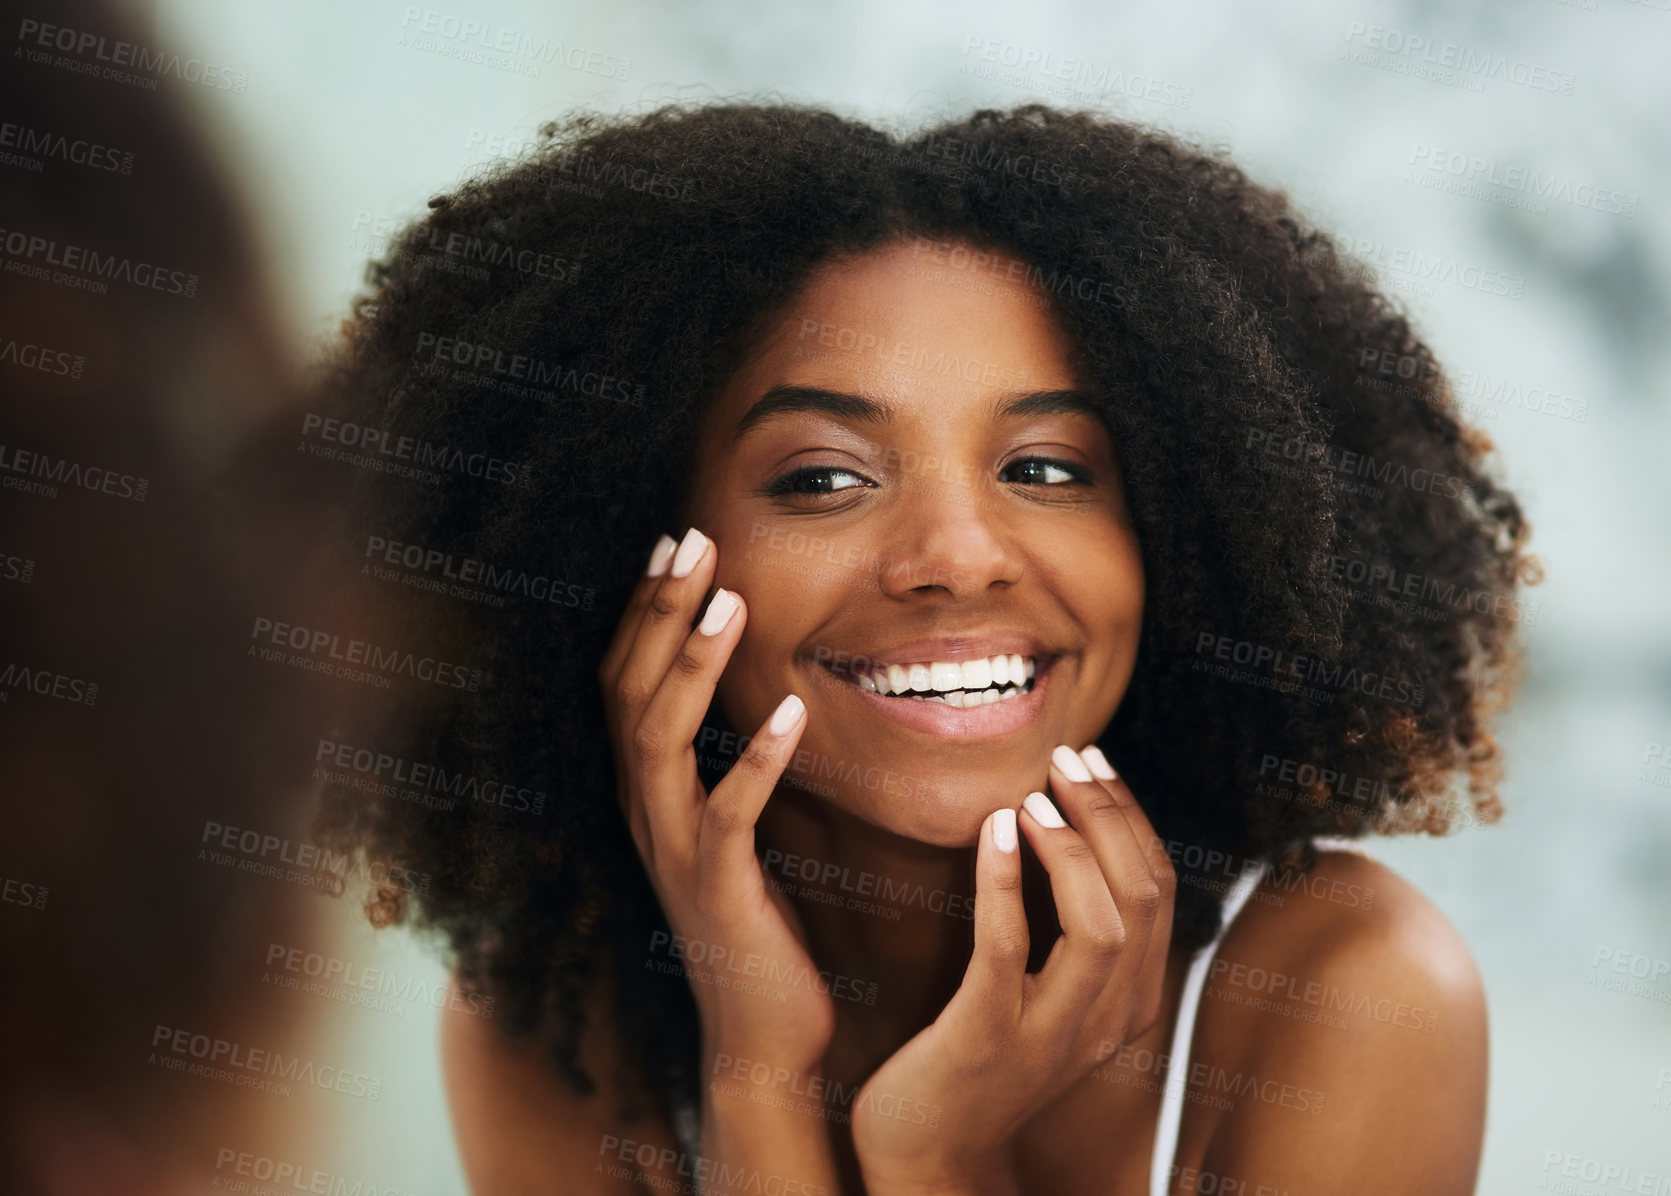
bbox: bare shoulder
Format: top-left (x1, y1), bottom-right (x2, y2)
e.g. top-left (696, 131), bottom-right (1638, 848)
top-left (1232, 848), bottom-right (1486, 1003)
top-left (440, 971), bottom-right (678, 1195)
top-left (1175, 849), bottom-right (1488, 1195)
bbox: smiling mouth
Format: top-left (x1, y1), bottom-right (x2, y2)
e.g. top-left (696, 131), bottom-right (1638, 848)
top-left (821, 653), bottom-right (1043, 707)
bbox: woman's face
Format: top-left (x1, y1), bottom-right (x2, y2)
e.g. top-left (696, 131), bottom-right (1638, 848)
top-left (684, 237), bottom-right (1145, 847)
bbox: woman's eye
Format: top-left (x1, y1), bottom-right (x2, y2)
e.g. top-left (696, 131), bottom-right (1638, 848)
top-left (1002, 457), bottom-right (1090, 486)
top-left (764, 465), bottom-right (873, 496)
top-left (762, 457), bottom-right (1088, 499)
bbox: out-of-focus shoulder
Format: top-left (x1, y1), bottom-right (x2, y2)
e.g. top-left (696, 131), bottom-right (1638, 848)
top-left (440, 973), bottom-right (677, 1195)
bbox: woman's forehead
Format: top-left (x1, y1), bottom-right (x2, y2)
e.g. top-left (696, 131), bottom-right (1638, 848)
top-left (702, 239), bottom-right (1085, 432)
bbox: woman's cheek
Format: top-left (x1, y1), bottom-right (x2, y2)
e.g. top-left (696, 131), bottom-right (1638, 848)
top-left (714, 638), bottom-right (771, 738)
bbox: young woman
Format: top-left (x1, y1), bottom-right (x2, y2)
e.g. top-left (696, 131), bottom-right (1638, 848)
top-left (318, 102), bottom-right (1531, 1194)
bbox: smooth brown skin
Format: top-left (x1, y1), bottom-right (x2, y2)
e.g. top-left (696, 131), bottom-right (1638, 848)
top-left (440, 240), bottom-right (1489, 1194)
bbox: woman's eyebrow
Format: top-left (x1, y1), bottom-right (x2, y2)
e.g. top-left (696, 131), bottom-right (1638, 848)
top-left (733, 385), bottom-right (1100, 441)
top-left (992, 389), bottom-right (1102, 421)
top-left (733, 385), bottom-right (894, 440)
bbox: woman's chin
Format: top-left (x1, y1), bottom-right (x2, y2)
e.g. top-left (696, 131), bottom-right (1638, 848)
top-left (812, 778), bottom-right (1024, 850)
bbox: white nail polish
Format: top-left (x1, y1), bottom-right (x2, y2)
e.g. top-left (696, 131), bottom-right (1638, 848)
top-left (768, 694), bottom-right (804, 736)
top-left (646, 534), bottom-right (678, 577)
top-left (1023, 791), bottom-right (1065, 828)
top-left (992, 808), bottom-right (1018, 853)
top-left (1080, 745), bottom-right (1118, 781)
top-left (670, 527), bottom-right (710, 578)
top-left (697, 588), bottom-right (738, 636)
top-left (1052, 744), bottom-right (1093, 783)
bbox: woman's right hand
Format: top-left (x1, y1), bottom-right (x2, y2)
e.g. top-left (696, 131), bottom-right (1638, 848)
top-left (598, 526), bottom-right (835, 1075)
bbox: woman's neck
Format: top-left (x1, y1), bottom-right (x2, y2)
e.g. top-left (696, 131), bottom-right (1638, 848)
top-left (754, 789), bottom-right (987, 1081)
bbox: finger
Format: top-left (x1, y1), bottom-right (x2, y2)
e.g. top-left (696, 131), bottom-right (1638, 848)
top-left (601, 531), bottom-right (678, 795)
top-left (602, 536), bottom-right (680, 834)
top-left (695, 693), bottom-right (808, 918)
top-left (945, 807), bottom-right (1028, 1029)
top-left (614, 526), bottom-right (717, 731)
top-left (1016, 790), bottom-right (1126, 1017)
top-left (632, 585), bottom-right (748, 854)
top-left (1079, 745), bottom-right (1176, 896)
top-left (1046, 746), bottom-right (1163, 962)
top-left (1079, 745), bottom-right (1177, 1029)
top-left (598, 532), bottom-right (679, 698)
top-left (1053, 745), bottom-right (1173, 1032)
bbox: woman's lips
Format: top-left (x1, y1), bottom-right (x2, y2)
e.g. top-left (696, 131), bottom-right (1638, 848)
top-left (813, 656), bottom-right (1056, 738)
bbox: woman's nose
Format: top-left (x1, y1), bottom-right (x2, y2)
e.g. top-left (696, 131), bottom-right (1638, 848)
top-left (877, 476), bottom-right (1024, 599)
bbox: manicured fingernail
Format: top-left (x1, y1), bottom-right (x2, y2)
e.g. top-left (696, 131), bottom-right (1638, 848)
top-left (991, 808), bottom-right (1018, 853)
top-left (670, 527), bottom-right (711, 578)
top-left (646, 534), bottom-right (678, 577)
top-left (1052, 744), bottom-right (1093, 783)
top-left (1022, 790), bottom-right (1065, 828)
top-left (1080, 745), bottom-right (1117, 781)
top-left (768, 693), bottom-right (805, 736)
top-left (697, 588), bottom-right (738, 636)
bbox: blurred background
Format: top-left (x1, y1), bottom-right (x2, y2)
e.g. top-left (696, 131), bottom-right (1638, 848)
top-left (3, 0), bottom-right (1668, 1192)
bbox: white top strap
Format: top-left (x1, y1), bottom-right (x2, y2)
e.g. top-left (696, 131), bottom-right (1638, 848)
top-left (1149, 861), bottom-right (1269, 1196)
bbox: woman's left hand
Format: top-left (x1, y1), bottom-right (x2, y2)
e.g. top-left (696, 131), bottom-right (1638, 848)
top-left (849, 743), bottom-right (1177, 1196)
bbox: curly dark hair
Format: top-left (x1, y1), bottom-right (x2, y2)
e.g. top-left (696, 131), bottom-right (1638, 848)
top-left (311, 100), bottom-right (1535, 1125)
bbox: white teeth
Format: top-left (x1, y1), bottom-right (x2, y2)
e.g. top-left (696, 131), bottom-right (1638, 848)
top-left (847, 653), bottom-right (1041, 701)
top-left (930, 661), bottom-right (962, 691)
top-left (923, 654), bottom-right (1036, 694)
top-left (901, 684), bottom-right (1025, 704)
